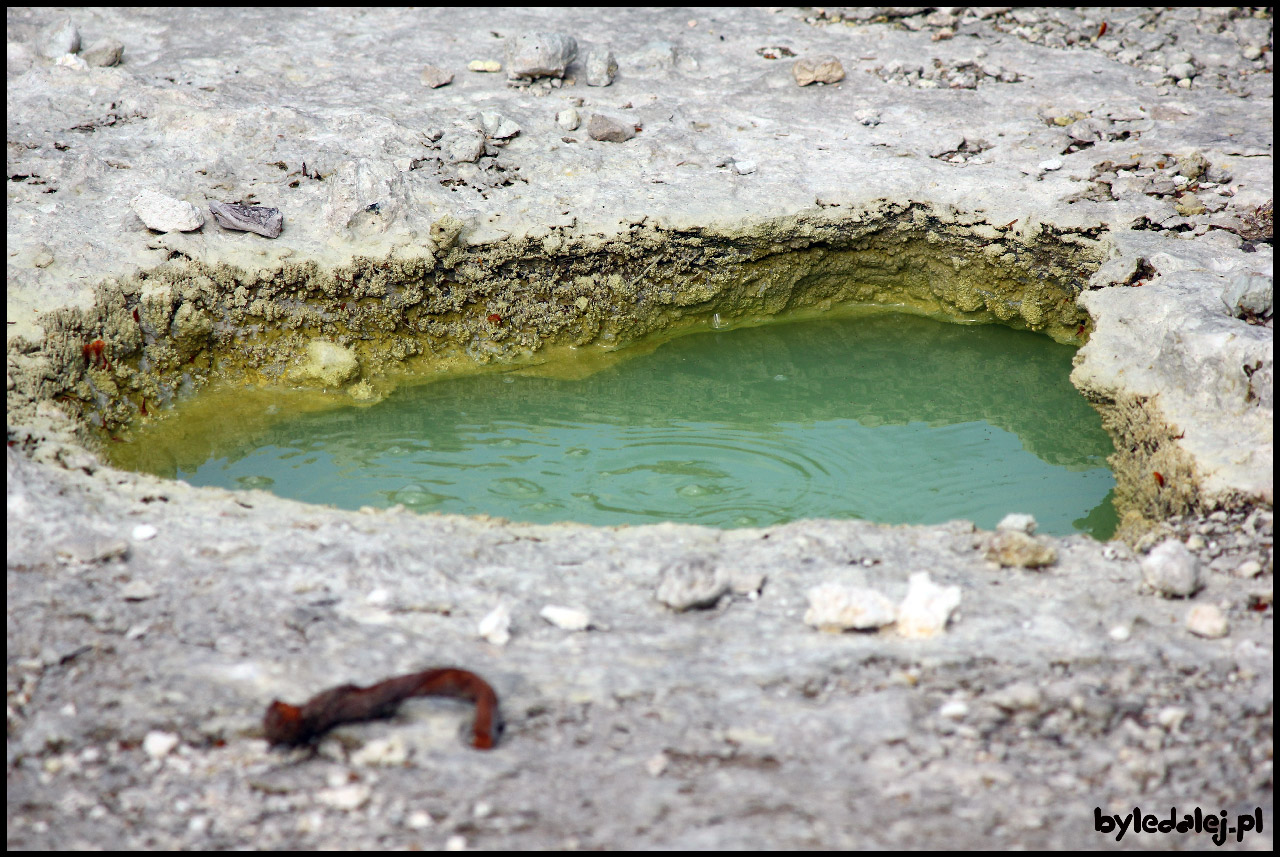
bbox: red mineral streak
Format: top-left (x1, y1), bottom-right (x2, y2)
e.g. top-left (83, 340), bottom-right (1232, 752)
top-left (1153, 471), bottom-right (1165, 487)
top-left (263, 668), bottom-right (500, 750)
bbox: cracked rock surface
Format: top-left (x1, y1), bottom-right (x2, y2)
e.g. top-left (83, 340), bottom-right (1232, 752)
top-left (6, 7), bottom-right (1273, 849)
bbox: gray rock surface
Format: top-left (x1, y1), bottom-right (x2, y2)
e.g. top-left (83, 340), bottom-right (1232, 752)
top-left (5, 6), bottom-right (1273, 850)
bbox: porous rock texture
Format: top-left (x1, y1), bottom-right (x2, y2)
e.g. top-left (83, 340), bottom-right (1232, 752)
top-left (6, 7), bottom-right (1273, 849)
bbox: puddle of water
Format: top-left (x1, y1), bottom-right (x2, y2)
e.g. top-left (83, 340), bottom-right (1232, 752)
top-left (111, 311), bottom-right (1118, 538)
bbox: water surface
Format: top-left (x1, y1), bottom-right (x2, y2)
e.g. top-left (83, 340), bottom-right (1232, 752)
top-left (113, 311), bottom-right (1118, 537)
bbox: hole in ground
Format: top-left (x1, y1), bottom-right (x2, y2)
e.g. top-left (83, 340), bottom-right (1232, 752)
top-left (106, 307), bottom-right (1118, 538)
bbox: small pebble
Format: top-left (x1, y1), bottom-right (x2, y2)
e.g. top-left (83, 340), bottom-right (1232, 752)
top-left (895, 572), bottom-right (961, 638)
top-left (317, 784), bottom-right (372, 811)
top-left (803, 583), bottom-right (897, 632)
top-left (1186, 604), bottom-right (1228, 638)
top-left (731, 160), bottom-right (757, 176)
top-left (478, 603), bottom-right (511, 646)
top-left (130, 190), bottom-right (204, 233)
top-left (1236, 560), bottom-right (1262, 578)
top-left (1141, 539), bottom-right (1203, 597)
top-left (985, 530), bottom-right (1057, 568)
top-left (586, 113), bottom-right (635, 143)
top-left (996, 513), bottom-right (1037, 535)
top-left (40, 17), bottom-right (80, 59)
top-left (121, 579), bottom-right (157, 601)
top-left (555, 108), bottom-right (580, 130)
top-left (939, 699), bottom-right (969, 719)
top-left (208, 201), bottom-right (283, 239)
top-left (540, 604), bottom-right (591, 631)
top-left (467, 60), bottom-right (501, 73)
top-left (80, 36), bottom-right (123, 67)
top-left (131, 524), bottom-right (158, 541)
top-left (1038, 158), bottom-right (1064, 172)
top-left (420, 65), bottom-right (453, 88)
top-left (142, 730), bottom-right (179, 759)
top-left (792, 55), bottom-right (845, 86)
top-left (505, 32), bottom-right (577, 82)
top-left (584, 48), bottom-right (618, 86)
top-left (656, 557), bottom-right (728, 611)
top-left (1109, 624), bottom-right (1131, 642)
top-left (479, 111), bottom-right (520, 140)
top-left (1156, 706), bottom-right (1188, 730)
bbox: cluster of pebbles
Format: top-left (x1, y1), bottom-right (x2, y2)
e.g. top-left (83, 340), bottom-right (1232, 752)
top-left (805, 7), bottom-right (1272, 95)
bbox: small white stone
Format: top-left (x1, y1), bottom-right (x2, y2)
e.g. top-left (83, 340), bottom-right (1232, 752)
top-left (350, 735), bottom-right (409, 767)
top-left (365, 587), bottom-right (390, 606)
top-left (1156, 706), bottom-right (1188, 730)
top-left (1186, 604), bottom-right (1228, 638)
top-left (1108, 624), bottom-right (1131, 642)
top-left (1184, 534), bottom-right (1206, 551)
top-left (1236, 560), bottom-right (1262, 578)
top-left (478, 603), bottom-right (511, 645)
top-left (1038, 158), bottom-right (1063, 172)
top-left (467, 59), bottom-right (501, 73)
top-left (896, 572), bottom-right (961, 638)
top-left (646, 752), bottom-right (669, 777)
top-left (130, 190), bottom-right (205, 233)
top-left (996, 513), bottom-right (1037, 535)
top-left (406, 810), bottom-right (433, 829)
top-left (939, 699), bottom-right (969, 719)
top-left (445, 835), bottom-right (468, 851)
top-left (1141, 539), bottom-right (1203, 597)
top-left (556, 108), bottom-right (580, 130)
top-left (731, 160), bottom-right (757, 175)
top-left (317, 784), bottom-right (372, 811)
top-left (121, 580), bottom-right (157, 601)
top-left (540, 604), bottom-right (591, 631)
top-left (142, 730), bottom-right (179, 759)
top-left (131, 524), bottom-right (158, 541)
top-left (803, 583), bottom-right (897, 632)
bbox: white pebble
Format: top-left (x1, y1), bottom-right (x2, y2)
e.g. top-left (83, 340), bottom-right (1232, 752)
top-left (1141, 539), bottom-right (1203, 597)
top-left (555, 108), bottom-right (580, 131)
top-left (406, 810), bottom-right (433, 829)
top-left (350, 735), bottom-right (409, 767)
top-left (731, 160), bottom-right (757, 175)
top-left (1235, 560), bottom-right (1262, 578)
top-left (1156, 706), bottom-right (1188, 730)
top-left (129, 190), bottom-right (205, 233)
top-left (1108, 624), bottom-right (1131, 642)
top-left (803, 583), bottom-right (897, 632)
top-left (131, 524), bottom-right (158, 541)
top-left (445, 835), bottom-right (468, 851)
top-left (317, 784), bottom-right (372, 811)
top-left (1037, 158), bottom-right (1063, 172)
top-left (939, 699), bottom-right (969, 719)
top-left (478, 603), bottom-right (511, 646)
top-left (1186, 604), bottom-right (1228, 638)
top-left (996, 513), bottom-right (1037, 534)
top-left (896, 572), bottom-right (961, 638)
top-left (142, 730), bottom-right (179, 759)
top-left (120, 580), bottom-right (157, 601)
top-left (540, 604), bottom-right (591, 631)
top-left (365, 587), bottom-right (390, 606)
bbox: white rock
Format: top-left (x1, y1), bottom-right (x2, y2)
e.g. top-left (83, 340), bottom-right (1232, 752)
top-left (939, 699), bottom-right (969, 719)
top-left (478, 603), bottom-right (511, 645)
top-left (40, 17), bottom-right (81, 59)
top-left (555, 108), bottom-right (580, 130)
top-left (1141, 539), bottom-right (1203, 597)
top-left (317, 784), bottom-right (372, 811)
top-left (996, 513), bottom-right (1037, 534)
top-left (142, 730), bottom-right (179, 759)
top-left (540, 604), bottom-right (591, 631)
top-left (130, 190), bottom-right (205, 233)
top-left (731, 160), bottom-right (757, 175)
top-left (896, 572), bottom-right (961, 638)
top-left (121, 579), bottom-right (157, 601)
top-left (131, 523), bottom-right (158, 541)
top-left (1186, 604), bottom-right (1228, 638)
top-left (350, 735), bottom-right (410, 766)
top-left (480, 111), bottom-right (521, 140)
top-left (803, 583), bottom-right (897, 632)
top-left (1038, 158), bottom-right (1064, 172)
top-left (656, 557), bottom-right (728, 611)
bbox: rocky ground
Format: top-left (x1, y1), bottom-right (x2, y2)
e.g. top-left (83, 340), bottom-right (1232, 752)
top-left (6, 7), bottom-right (1273, 850)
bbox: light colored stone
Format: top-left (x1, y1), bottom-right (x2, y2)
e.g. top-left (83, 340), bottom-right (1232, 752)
top-left (584, 48), bottom-right (617, 86)
top-left (420, 65), bottom-right (453, 88)
top-left (81, 37), bottom-right (123, 67)
top-left (40, 17), bottom-right (80, 58)
top-left (293, 339), bottom-right (359, 387)
top-left (555, 108), bottom-right (580, 130)
top-left (121, 579), bottom-right (157, 600)
top-left (656, 557), bottom-right (727, 611)
top-left (479, 111), bottom-right (520, 140)
top-left (467, 59), bottom-right (501, 73)
top-left (130, 190), bottom-right (205, 233)
top-left (985, 530), bottom-right (1057, 568)
top-left (896, 572), bottom-right (961, 638)
top-left (142, 730), bottom-right (179, 759)
top-left (792, 55), bottom-right (844, 86)
top-left (803, 583), bottom-right (897, 632)
top-left (478, 603), bottom-right (511, 645)
top-left (996, 513), bottom-right (1037, 535)
top-left (1141, 539), bottom-right (1203, 597)
top-left (540, 604), bottom-right (591, 631)
top-left (1186, 603), bottom-right (1228, 638)
top-left (505, 32), bottom-right (577, 82)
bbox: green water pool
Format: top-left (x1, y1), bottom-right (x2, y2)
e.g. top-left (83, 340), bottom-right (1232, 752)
top-left (115, 310), bottom-right (1118, 537)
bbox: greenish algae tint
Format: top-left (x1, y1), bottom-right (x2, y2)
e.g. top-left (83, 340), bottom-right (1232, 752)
top-left (112, 311), bottom-right (1118, 538)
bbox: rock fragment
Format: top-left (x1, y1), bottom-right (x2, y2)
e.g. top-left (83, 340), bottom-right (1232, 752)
top-left (996, 513), bottom-right (1037, 535)
top-left (420, 65), bottom-right (453, 88)
top-left (1141, 539), bottom-right (1203, 597)
top-left (586, 113), bottom-right (635, 143)
top-left (81, 37), bottom-right (123, 67)
top-left (478, 604), bottom-right (511, 646)
top-left (656, 557), bottom-right (728, 611)
top-left (555, 108), bottom-right (580, 130)
top-left (985, 530), bottom-right (1057, 568)
top-left (467, 59), bottom-right (501, 73)
top-left (445, 129), bottom-right (485, 164)
top-left (803, 583), bottom-right (897, 632)
top-left (130, 190), bottom-right (204, 233)
top-left (584, 48), bottom-right (617, 86)
top-left (142, 731), bottom-right (179, 759)
top-left (540, 604), bottom-right (591, 631)
top-left (479, 111), bottom-right (520, 140)
top-left (792, 55), bottom-right (844, 86)
top-left (208, 201), bottom-right (283, 238)
top-left (1221, 273), bottom-right (1272, 321)
top-left (505, 32), bottom-right (577, 83)
top-left (1186, 604), bottom-right (1228, 638)
top-left (895, 572), bottom-right (961, 638)
top-left (40, 17), bottom-right (80, 58)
